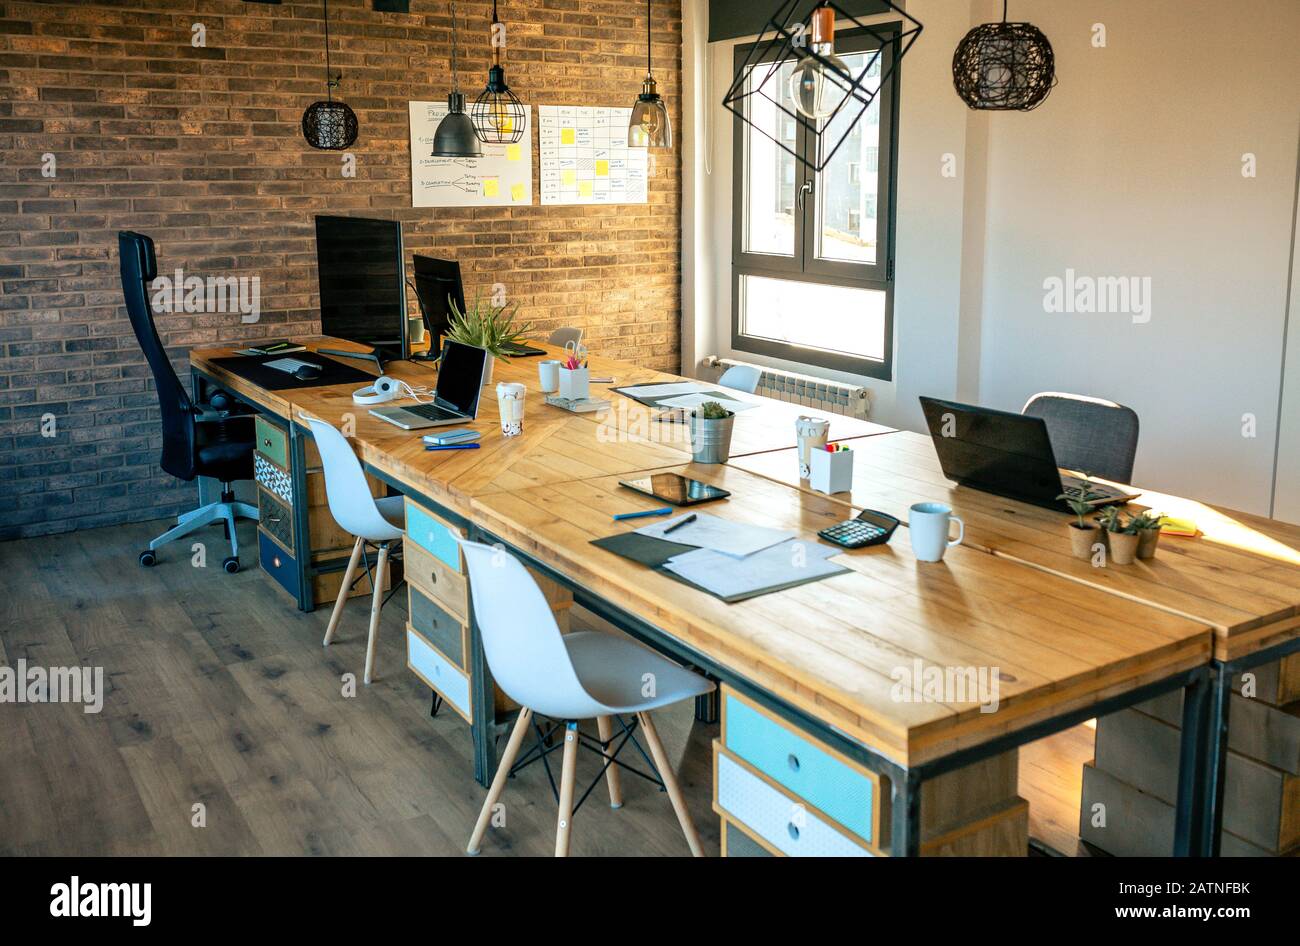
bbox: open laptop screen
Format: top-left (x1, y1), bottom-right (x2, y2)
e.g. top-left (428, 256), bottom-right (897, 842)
top-left (435, 340), bottom-right (487, 416)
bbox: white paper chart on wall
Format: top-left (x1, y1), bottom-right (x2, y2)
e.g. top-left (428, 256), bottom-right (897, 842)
top-left (538, 105), bottom-right (648, 205)
top-left (408, 101), bottom-right (533, 208)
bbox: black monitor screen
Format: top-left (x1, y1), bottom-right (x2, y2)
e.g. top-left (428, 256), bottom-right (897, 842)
top-left (412, 255), bottom-right (464, 354)
top-left (315, 215), bottom-right (407, 361)
top-left (435, 340), bottom-right (487, 416)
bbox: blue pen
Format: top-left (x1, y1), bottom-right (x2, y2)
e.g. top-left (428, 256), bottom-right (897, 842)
top-left (612, 506), bottom-right (673, 521)
top-left (425, 443), bottom-right (481, 451)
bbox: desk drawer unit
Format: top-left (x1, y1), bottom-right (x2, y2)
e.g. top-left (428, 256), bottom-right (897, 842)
top-left (713, 746), bottom-right (875, 857)
top-left (720, 687), bottom-right (880, 849)
top-left (407, 625), bottom-right (472, 722)
top-left (255, 415), bottom-right (289, 470)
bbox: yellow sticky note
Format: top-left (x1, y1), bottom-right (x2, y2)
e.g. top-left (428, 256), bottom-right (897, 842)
top-left (562, 169), bottom-right (577, 186)
top-left (506, 143), bottom-right (522, 162)
top-left (561, 127), bottom-right (576, 145)
top-left (595, 160), bottom-right (609, 177)
top-left (483, 178), bottom-right (499, 197)
top-left (578, 181), bottom-right (594, 197)
top-left (510, 183), bottom-right (526, 202)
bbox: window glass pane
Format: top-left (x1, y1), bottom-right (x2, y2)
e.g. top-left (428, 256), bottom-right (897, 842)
top-left (742, 61), bottom-right (799, 257)
top-left (739, 274), bottom-right (886, 362)
top-left (815, 50), bottom-right (881, 265)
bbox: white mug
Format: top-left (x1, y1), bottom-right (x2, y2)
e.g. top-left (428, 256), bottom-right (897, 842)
top-left (538, 359), bottom-right (561, 394)
top-left (796, 416), bottom-right (830, 479)
top-left (496, 381), bottom-right (525, 437)
top-left (909, 501), bottom-right (964, 563)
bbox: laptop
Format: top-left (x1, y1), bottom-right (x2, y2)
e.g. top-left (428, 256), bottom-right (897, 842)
top-left (369, 340), bottom-right (488, 430)
top-left (918, 396), bottom-right (1139, 512)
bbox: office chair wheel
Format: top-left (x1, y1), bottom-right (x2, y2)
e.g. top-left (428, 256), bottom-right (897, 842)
top-left (139, 550), bottom-right (157, 567)
top-left (222, 556), bottom-right (240, 574)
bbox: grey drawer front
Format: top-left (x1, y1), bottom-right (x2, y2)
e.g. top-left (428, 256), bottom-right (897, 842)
top-left (409, 586), bottom-right (464, 668)
top-left (726, 820), bottom-right (773, 857)
top-left (258, 488), bottom-right (294, 553)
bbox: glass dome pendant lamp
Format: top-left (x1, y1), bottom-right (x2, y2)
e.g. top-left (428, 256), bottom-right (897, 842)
top-left (432, 2), bottom-right (483, 158)
top-left (628, 0), bottom-right (671, 148)
top-left (471, 0), bottom-right (525, 144)
top-left (301, 0), bottom-right (359, 150)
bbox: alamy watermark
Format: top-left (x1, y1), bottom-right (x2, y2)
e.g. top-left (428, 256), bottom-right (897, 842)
top-left (1043, 268), bottom-right (1151, 324)
top-left (151, 267), bottom-right (260, 323)
top-left (0, 659), bottom-right (104, 713)
top-left (890, 659), bottom-right (1001, 714)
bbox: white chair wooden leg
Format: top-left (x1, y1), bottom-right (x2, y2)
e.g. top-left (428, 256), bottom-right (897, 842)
top-left (362, 544), bottom-right (390, 685)
top-left (555, 721), bottom-right (580, 857)
top-left (595, 715), bottom-right (624, 809)
top-left (467, 707), bottom-right (533, 855)
top-left (323, 536), bottom-right (365, 647)
top-left (638, 711), bottom-right (705, 857)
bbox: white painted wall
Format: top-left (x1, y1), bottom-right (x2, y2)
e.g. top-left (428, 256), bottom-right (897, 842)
top-left (682, 0), bottom-right (1300, 519)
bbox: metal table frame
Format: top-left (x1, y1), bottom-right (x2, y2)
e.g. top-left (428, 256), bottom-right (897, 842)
top-left (191, 365), bottom-right (1217, 857)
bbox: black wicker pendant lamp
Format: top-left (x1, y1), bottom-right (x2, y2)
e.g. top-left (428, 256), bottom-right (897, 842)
top-left (432, 2), bottom-right (483, 158)
top-left (471, 0), bottom-right (525, 144)
top-left (628, 0), bottom-right (671, 148)
top-left (301, 0), bottom-right (359, 150)
top-left (952, 0), bottom-right (1056, 111)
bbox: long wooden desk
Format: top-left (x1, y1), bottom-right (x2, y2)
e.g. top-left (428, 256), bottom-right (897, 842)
top-left (733, 430), bottom-right (1300, 854)
top-left (189, 342), bottom-right (1222, 856)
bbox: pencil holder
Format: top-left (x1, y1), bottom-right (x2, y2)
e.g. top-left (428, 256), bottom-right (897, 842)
top-left (809, 447), bottom-right (853, 495)
top-left (559, 366), bottom-right (589, 401)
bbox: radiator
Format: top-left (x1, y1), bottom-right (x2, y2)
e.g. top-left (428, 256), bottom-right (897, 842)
top-left (704, 357), bottom-right (871, 420)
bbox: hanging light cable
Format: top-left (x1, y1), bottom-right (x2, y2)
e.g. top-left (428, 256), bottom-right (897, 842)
top-left (301, 0), bottom-right (359, 150)
top-left (432, 1), bottom-right (483, 158)
top-left (628, 0), bottom-right (671, 148)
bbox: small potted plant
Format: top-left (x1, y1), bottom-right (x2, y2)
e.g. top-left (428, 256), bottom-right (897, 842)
top-left (445, 291), bottom-right (533, 386)
top-left (1130, 511), bottom-right (1164, 560)
top-left (1057, 476), bottom-right (1103, 561)
top-left (1096, 505), bottom-right (1139, 565)
top-left (689, 400), bottom-right (735, 464)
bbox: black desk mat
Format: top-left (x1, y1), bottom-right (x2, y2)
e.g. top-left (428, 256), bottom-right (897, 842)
top-left (208, 354), bottom-right (378, 390)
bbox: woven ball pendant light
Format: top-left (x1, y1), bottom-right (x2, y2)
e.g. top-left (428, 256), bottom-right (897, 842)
top-left (302, 0), bottom-right (359, 150)
top-left (952, 0), bottom-right (1056, 111)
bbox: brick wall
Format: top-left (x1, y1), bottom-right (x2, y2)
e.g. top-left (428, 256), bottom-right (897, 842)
top-left (0, 0), bottom-right (682, 539)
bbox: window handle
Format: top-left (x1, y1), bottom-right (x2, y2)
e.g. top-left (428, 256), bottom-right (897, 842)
top-left (797, 180), bottom-right (813, 210)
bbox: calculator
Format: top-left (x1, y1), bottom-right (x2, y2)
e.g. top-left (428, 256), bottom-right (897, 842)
top-left (818, 509), bottom-right (900, 549)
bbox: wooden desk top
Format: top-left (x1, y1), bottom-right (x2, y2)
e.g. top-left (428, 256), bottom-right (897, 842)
top-left (470, 463), bottom-right (1210, 767)
top-left (733, 432), bottom-right (1300, 662)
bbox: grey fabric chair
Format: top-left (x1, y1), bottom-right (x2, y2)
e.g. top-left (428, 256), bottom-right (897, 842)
top-left (1022, 392), bottom-right (1139, 484)
top-left (547, 327), bottom-right (583, 348)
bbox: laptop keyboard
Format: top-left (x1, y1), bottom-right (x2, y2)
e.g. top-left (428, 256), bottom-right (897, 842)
top-left (1060, 474), bottom-right (1124, 499)
top-left (403, 403), bottom-right (461, 421)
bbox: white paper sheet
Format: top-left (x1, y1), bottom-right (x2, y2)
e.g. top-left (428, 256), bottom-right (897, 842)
top-left (663, 540), bottom-right (844, 599)
top-left (655, 393), bottom-right (758, 413)
top-left (618, 382), bottom-right (713, 399)
top-left (636, 513), bottom-right (794, 558)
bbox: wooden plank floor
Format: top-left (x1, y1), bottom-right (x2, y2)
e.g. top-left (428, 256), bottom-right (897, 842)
top-left (0, 519), bottom-right (720, 856)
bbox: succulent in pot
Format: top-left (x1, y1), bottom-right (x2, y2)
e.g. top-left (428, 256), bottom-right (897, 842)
top-left (689, 400), bottom-right (735, 464)
top-left (1096, 505), bottom-right (1139, 565)
top-left (1130, 511), bottom-right (1164, 560)
top-left (1057, 475), bottom-right (1103, 561)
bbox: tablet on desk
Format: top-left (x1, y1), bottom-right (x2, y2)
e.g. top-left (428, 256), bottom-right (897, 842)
top-left (618, 473), bottom-right (730, 506)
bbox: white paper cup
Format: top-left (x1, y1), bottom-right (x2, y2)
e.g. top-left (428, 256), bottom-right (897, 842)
top-left (496, 381), bottom-right (526, 437)
top-left (796, 416), bottom-right (830, 479)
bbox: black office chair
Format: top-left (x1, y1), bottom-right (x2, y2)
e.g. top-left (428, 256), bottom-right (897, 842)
top-left (118, 231), bottom-right (257, 573)
top-left (1022, 391), bottom-right (1139, 484)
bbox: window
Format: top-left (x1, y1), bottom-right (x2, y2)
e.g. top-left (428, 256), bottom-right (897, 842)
top-left (731, 27), bottom-right (898, 379)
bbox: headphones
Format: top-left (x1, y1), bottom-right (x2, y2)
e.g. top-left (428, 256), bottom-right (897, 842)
top-left (352, 376), bottom-right (433, 405)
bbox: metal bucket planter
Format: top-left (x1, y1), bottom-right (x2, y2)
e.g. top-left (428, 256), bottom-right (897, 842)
top-left (689, 411), bottom-right (735, 464)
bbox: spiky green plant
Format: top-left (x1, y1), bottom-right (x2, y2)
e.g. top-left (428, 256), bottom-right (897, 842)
top-left (1056, 473), bottom-right (1103, 529)
top-left (696, 400), bottom-right (731, 420)
top-left (444, 290), bottom-right (533, 361)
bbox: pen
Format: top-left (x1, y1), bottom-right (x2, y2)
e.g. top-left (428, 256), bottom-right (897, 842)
top-left (663, 513), bottom-right (697, 534)
top-left (425, 443), bottom-right (481, 451)
top-left (612, 506), bottom-right (673, 521)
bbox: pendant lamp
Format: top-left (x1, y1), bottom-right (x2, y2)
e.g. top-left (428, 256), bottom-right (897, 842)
top-left (952, 0), bottom-right (1056, 111)
top-left (628, 0), bottom-right (671, 148)
top-left (471, 0), bottom-right (525, 144)
top-left (301, 0), bottom-right (359, 150)
top-left (432, 2), bottom-right (483, 158)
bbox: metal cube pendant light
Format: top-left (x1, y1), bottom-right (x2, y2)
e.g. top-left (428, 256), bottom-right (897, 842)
top-left (628, 0), bottom-right (671, 148)
top-left (723, 0), bottom-right (922, 172)
top-left (302, 0), bottom-right (359, 150)
top-left (471, 0), bottom-right (525, 144)
top-left (432, 2), bottom-right (483, 158)
top-left (952, 0), bottom-right (1056, 111)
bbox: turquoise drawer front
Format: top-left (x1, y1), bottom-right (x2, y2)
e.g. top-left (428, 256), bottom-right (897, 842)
top-left (258, 530), bottom-right (299, 600)
top-left (407, 627), bottom-right (471, 720)
top-left (716, 751), bottom-right (874, 858)
top-left (724, 691), bottom-right (876, 843)
top-left (405, 502), bottom-right (462, 571)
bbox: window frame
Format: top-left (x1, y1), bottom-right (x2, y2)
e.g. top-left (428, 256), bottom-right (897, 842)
top-left (730, 24), bottom-right (900, 381)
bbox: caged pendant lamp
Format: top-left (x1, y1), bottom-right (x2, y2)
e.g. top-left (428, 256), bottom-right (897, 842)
top-left (471, 0), bottom-right (525, 144)
top-left (952, 0), bottom-right (1056, 111)
top-left (301, 0), bottom-right (359, 150)
top-left (432, 2), bottom-right (483, 158)
top-left (628, 0), bottom-right (671, 148)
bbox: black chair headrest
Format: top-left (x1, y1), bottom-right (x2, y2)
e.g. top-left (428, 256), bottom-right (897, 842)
top-left (118, 230), bottom-right (157, 283)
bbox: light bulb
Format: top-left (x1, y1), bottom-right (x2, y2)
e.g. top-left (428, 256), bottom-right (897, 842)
top-left (789, 48), bottom-right (851, 121)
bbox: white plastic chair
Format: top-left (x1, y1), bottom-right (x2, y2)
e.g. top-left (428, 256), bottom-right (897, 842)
top-left (719, 364), bottom-right (762, 395)
top-left (460, 539), bottom-right (713, 857)
top-left (304, 414), bottom-right (405, 685)
top-left (547, 326), bottom-right (583, 348)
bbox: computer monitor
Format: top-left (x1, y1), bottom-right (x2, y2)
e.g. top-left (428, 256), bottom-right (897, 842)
top-left (314, 215), bottom-right (408, 363)
top-left (411, 255), bottom-right (465, 360)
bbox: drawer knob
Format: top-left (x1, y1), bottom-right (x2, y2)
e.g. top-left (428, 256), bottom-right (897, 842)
top-left (787, 822), bottom-right (800, 841)
top-left (264, 438), bottom-right (273, 447)
top-left (272, 556), bottom-right (282, 568)
top-left (429, 571), bottom-right (437, 584)
top-left (787, 753), bottom-right (800, 772)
